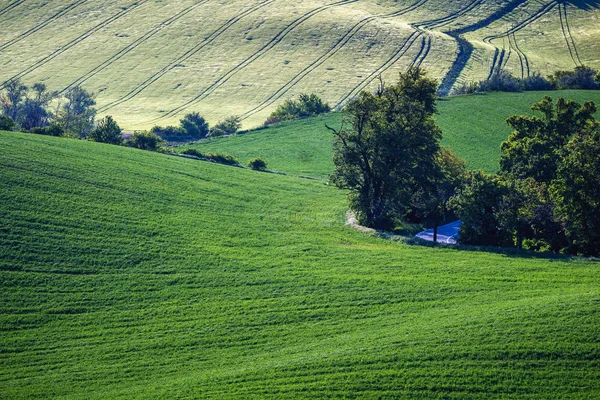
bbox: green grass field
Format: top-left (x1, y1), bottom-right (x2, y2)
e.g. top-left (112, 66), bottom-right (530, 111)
top-left (183, 90), bottom-right (600, 175)
top-left (1, 132), bottom-right (599, 398)
top-left (0, 0), bottom-right (598, 130)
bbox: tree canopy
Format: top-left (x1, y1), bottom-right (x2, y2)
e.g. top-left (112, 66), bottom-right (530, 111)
top-left (329, 68), bottom-right (442, 230)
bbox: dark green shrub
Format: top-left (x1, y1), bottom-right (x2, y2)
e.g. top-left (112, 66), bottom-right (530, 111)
top-left (209, 116), bottom-right (241, 137)
top-left (549, 65), bottom-right (599, 90)
top-left (180, 148), bottom-right (203, 157)
top-left (204, 152), bottom-right (239, 165)
top-left (150, 125), bottom-right (185, 137)
top-left (247, 157), bottom-right (267, 171)
top-left (180, 112), bottom-right (209, 138)
top-left (127, 131), bottom-right (166, 151)
top-left (265, 93), bottom-right (330, 125)
top-left (30, 123), bottom-right (64, 136)
top-left (88, 116), bottom-right (123, 145)
top-left (0, 115), bottom-right (15, 131)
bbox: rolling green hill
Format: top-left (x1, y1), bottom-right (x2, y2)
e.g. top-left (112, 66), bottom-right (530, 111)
top-left (183, 89), bottom-right (600, 176)
top-left (1, 132), bottom-right (599, 398)
top-left (0, 0), bottom-right (598, 130)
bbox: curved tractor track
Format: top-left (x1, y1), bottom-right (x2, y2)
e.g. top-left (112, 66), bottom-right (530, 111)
top-left (483, 1), bottom-right (557, 79)
top-left (559, 2), bottom-right (582, 66)
top-left (97, 0), bottom-right (278, 113)
top-left (0, 0), bottom-right (26, 19)
top-left (238, 0), bottom-right (429, 121)
top-left (0, 0), bottom-right (90, 53)
top-left (152, 0), bottom-right (359, 122)
top-left (1, 1), bottom-right (147, 89)
top-left (336, 0), bottom-right (486, 108)
top-left (62, 0), bottom-right (211, 94)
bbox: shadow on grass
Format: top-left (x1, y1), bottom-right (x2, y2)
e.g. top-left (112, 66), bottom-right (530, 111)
top-left (405, 237), bottom-right (599, 262)
top-left (562, 0), bottom-right (600, 10)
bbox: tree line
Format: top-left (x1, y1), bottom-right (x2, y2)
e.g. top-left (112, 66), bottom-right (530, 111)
top-left (452, 65), bottom-right (600, 95)
top-left (330, 67), bottom-right (600, 256)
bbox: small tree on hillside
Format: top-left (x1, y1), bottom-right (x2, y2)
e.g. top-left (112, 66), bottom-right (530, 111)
top-left (180, 112), bottom-right (209, 138)
top-left (57, 86), bottom-right (96, 137)
top-left (210, 116), bottom-right (241, 137)
top-left (89, 115), bottom-right (123, 145)
top-left (0, 79), bottom-right (27, 122)
top-left (329, 67), bottom-right (441, 230)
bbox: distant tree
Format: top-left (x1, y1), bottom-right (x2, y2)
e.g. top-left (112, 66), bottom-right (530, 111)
top-left (57, 86), bottom-right (96, 137)
top-left (88, 116), bottom-right (123, 145)
top-left (127, 131), bottom-right (165, 151)
top-left (21, 83), bottom-right (57, 130)
top-left (0, 115), bottom-right (15, 131)
top-left (1, 79), bottom-right (27, 122)
top-left (180, 112), bottom-right (209, 138)
top-left (551, 123), bottom-right (600, 256)
top-left (329, 67), bottom-right (441, 230)
top-left (247, 157), bottom-right (267, 171)
top-left (549, 65), bottom-right (599, 90)
top-left (265, 93), bottom-right (330, 125)
top-left (210, 116), bottom-right (241, 137)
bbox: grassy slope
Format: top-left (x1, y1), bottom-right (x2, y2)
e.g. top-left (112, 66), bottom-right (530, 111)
top-left (183, 90), bottom-right (600, 177)
top-left (1, 132), bottom-right (599, 398)
top-left (0, 0), bottom-right (598, 129)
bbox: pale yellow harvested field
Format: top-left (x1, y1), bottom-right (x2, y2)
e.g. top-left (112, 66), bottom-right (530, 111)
top-left (1, 0), bottom-right (598, 129)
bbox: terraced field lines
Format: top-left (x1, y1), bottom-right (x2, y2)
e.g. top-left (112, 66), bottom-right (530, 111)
top-left (0, 0), bottom-right (25, 18)
top-left (336, 0), bottom-right (486, 108)
top-left (559, 3), bottom-right (582, 66)
top-left (97, 0), bottom-right (277, 113)
top-left (1, 1), bottom-right (147, 87)
top-left (153, 0), bottom-right (360, 121)
top-left (0, 0), bottom-right (90, 53)
top-left (62, 0), bottom-right (211, 93)
top-left (239, 0), bottom-right (429, 121)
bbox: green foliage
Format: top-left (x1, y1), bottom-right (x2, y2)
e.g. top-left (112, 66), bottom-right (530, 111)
top-left (551, 124), bottom-right (600, 256)
top-left (180, 112), bottom-right (209, 138)
top-left (56, 86), bottom-right (96, 137)
top-left (453, 96), bottom-right (600, 255)
top-left (449, 171), bottom-right (511, 246)
top-left (210, 116), bottom-right (241, 137)
top-left (1, 132), bottom-right (599, 398)
top-left (150, 125), bottom-right (185, 137)
top-left (88, 115), bottom-right (123, 145)
top-left (410, 148), bottom-right (468, 241)
top-left (265, 93), bottom-right (331, 125)
top-left (30, 122), bottom-right (64, 137)
top-left (180, 148), bottom-right (239, 165)
top-left (0, 115), bottom-right (15, 131)
top-left (549, 65), bottom-right (599, 90)
top-left (330, 67), bottom-right (441, 229)
top-left (127, 130), bottom-right (165, 151)
top-left (0, 79), bottom-right (27, 122)
top-left (247, 157), bottom-right (267, 171)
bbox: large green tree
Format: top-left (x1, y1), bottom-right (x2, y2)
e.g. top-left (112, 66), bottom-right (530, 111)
top-left (329, 67), bottom-right (441, 230)
top-left (551, 123), bottom-right (600, 256)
